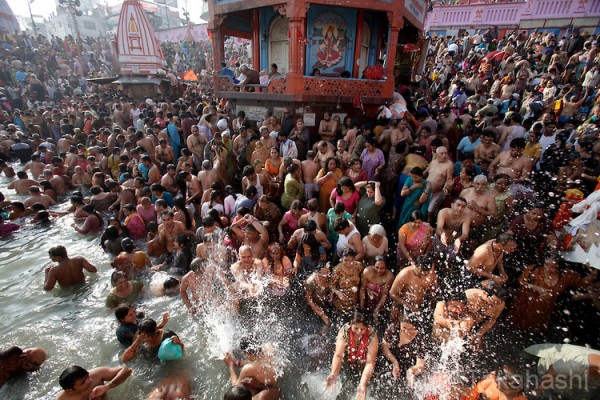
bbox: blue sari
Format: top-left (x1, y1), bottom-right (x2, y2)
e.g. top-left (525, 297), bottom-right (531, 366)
top-left (398, 176), bottom-right (431, 227)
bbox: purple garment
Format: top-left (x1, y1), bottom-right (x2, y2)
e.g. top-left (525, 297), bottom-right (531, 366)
top-left (360, 148), bottom-right (385, 180)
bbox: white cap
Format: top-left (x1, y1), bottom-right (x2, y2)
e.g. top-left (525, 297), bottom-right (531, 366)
top-left (217, 118), bottom-right (228, 131)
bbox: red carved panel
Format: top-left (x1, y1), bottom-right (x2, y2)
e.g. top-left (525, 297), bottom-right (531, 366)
top-left (303, 77), bottom-right (385, 97)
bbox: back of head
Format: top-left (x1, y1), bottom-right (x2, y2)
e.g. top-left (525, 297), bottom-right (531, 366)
top-left (59, 365), bottom-right (88, 390)
top-left (224, 384), bottom-right (252, 400)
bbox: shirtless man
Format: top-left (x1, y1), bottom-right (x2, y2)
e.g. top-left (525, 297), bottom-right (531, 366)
top-left (489, 137), bottom-right (532, 183)
top-left (136, 130), bottom-right (157, 162)
top-left (186, 125), bottom-right (207, 171)
top-left (24, 186), bottom-right (56, 209)
top-left (434, 197), bottom-right (471, 270)
top-left (42, 169), bottom-right (67, 195)
top-left (318, 111), bottom-right (336, 143)
top-left (230, 245), bottom-right (266, 299)
top-left (155, 139), bottom-right (175, 166)
top-left (390, 119), bottom-right (413, 148)
top-left (473, 130), bottom-right (500, 173)
top-left (301, 151), bottom-right (320, 200)
top-left (146, 375), bottom-right (192, 400)
top-left (233, 127), bottom-right (249, 159)
top-left (198, 157), bottom-right (224, 194)
top-left (432, 291), bottom-right (476, 343)
top-left (466, 233), bottom-right (516, 286)
top-left (259, 126), bottom-right (277, 151)
top-left (0, 346), bottom-right (47, 388)
top-left (158, 210), bottom-right (188, 254)
top-left (22, 154), bottom-right (45, 179)
top-left (465, 283), bottom-right (506, 351)
top-left (224, 340), bottom-right (280, 400)
top-left (424, 146), bottom-right (454, 223)
top-left (7, 171), bottom-right (39, 194)
top-left (161, 165), bottom-right (178, 195)
top-left (460, 175), bottom-right (496, 228)
top-left (314, 141), bottom-right (335, 169)
top-left (390, 254), bottom-right (438, 317)
top-left (231, 214), bottom-right (270, 259)
top-left (108, 183), bottom-right (137, 220)
top-left (71, 166), bottom-right (91, 188)
top-left (43, 245), bottom-right (97, 291)
top-left (56, 365), bottom-right (131, 400)
top-left (181, 258), bottom-right (213, 314)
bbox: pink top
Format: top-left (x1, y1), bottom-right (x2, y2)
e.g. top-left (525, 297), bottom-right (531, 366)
top-left (125, 213), bottom-right (146, 240)
top-left (282, 209), bottom-right (308, 232)
top-left (330, 189), bottom-right (360, 214)
top-left (136, 204), bottom-right (156, 225)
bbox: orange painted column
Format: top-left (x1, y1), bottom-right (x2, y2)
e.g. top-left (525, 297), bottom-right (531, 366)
top-left (352, 10), bottom-right (364, 78)
top-left (252, 9), bottom-right (260, 70)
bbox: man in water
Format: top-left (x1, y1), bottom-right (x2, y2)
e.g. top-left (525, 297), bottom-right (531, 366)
top-left (55, 364), bottom-right (131, 400)
top-left (0, 346), bottom-right (47, 388)
top-left (43, 245), bottom-right (97, 291)
top-left (433, 197), bottom-right (471, 274)
top-left (389, 254), bottom-right (439, 319)
top-left (24, 185), bottom-right (56, 209)
top-left (7, 171), bottom-right (40, 194)
top-left (230, 245), bottom-right (266, 299)
top-left (466, 233), bottom-right (516, 286)
top-left (489, 137), bottom-right (532, 183)
top-left (223, 338), bottom-right (280, 400)
top-left (424, 146), bottom-right (454, 223)
top-left (181, 258), bottom-right (221, 314)
top-left (465, 282), bottom-right (506, 351)
top-left (432, 291), bottom-right (476, 343)
top-left (146, 374), bottom-right (192, 400)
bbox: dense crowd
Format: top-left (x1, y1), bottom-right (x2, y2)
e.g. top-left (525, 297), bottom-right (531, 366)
top-left (1, 25), bottom-right (600, 400)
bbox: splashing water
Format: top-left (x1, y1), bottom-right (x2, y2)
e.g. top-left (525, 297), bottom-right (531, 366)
top-left (413, 334), bottom-right (467, 400)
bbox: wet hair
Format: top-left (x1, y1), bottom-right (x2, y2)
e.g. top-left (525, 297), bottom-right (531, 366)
top-left (59, 365), bottom-right (88, 390)
top-left (333, 218), bottom-right (350, 232)
top-left (299, 220), bottom-right (316, 233)
top-left (175, 232), bottom-right (190, 247)
top-left (163, 277), bottom-right (180, 291)
top-left (409, 210), bottom-right (424, 222)
top-left (336, 176), bottom-right (355, 196)
top-left (341, 248), bottom-right (357, 258)
top-left (298, 233), bottom-right (321, 260)
top-left (82, 204), bottom-right (103, 226)
top-left (114, 304), bottom-right (133, 322)
top-left (306, 198), bottom-right (319, 211)
top-left (496, 233), bottom-right (515, 246)
top-left (111, 270), bottom-right (128, 286)
top-left (48, 245), bottom-right (67, 258)
top-left (510, 137), bottom-right (526, 149)
top-left (0, 346), bottom-right (23, 361)
top-left (416, 254), bottom-right (434, 271)
top-left (121, 238), bottom-right (135, 253)
top-left (350, 309), bottom-right (366, 325)
top-left (239, 336), bottom-right (260, 356)
top-left (190, 258), bottom-right (206, 272)
top-left (410, 166), bottom-right (424, 176)
top-left (452, 196), bottom-right (467, 205)
top-left (224, 384), bottom-right (252, 400)
top-left (139, 319), bottom-right (158, 335)
top-left (173, 196), bottom-right (193, 229)
top-left (333, 202), bottom-right (346, 213)
top-left (479, 280), bottom-right (508, 301)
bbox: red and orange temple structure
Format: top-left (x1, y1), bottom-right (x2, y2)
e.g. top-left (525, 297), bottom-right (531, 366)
top-left (206, 0), bottom-right (426, 120)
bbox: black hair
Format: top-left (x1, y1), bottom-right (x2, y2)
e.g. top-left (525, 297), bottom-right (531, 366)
top-left (49, 245), bottom-right (67, 258)
top-left (115, 304), bottom-right (133, 322)
top-left (59, 365), bottom-right (88, 390)
top-left (139, 319), bottom-right (158, 335)
top-left (223, 384), bottom-right (252, 400)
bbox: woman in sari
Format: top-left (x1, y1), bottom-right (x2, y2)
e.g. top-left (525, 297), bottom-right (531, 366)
top-left (316, 157), bottom-right (344, 213)
top-left (397, 167), bottom-right (431, 227)
top-left (397, 210), bottom-right (434, 269)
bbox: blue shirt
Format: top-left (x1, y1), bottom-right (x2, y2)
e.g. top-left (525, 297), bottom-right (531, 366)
top-left (457, 136), bottom-right (480, 155)
top-left (152, 191), bottom-right (174, 208)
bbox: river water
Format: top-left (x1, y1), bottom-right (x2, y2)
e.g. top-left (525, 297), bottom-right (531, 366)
top-left (1, 162), bottom-right (599, 400)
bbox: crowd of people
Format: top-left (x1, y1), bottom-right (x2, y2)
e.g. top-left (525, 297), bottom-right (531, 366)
top-left (1, 23), bottom-right (600, 400)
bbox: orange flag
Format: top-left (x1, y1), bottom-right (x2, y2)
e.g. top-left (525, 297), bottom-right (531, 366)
top-left (183, 69), bottom-right (199, 81)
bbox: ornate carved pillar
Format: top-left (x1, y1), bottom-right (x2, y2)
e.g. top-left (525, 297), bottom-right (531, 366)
top-left (353, 10), bottom-right (364, 78)
top-left (252, 9), bottom-right (260, 69)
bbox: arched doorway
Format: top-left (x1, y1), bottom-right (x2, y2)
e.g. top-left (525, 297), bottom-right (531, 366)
top-left (358, 23), bottom-right (371, 78)
top-left (269, 16), bottom-right (289, 74)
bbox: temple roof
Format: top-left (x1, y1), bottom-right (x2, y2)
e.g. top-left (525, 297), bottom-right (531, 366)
top-left (116, 0), bottom-right (167, 75)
